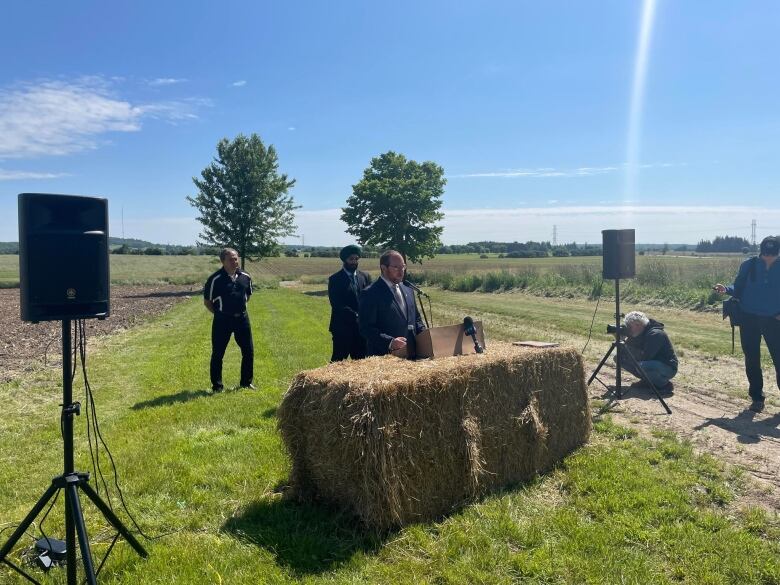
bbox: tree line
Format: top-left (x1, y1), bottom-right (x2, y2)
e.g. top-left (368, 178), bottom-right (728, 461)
top-left (695, 235), bottom-right (753, 254)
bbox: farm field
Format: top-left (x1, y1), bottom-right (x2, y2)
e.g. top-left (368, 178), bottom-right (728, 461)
top-left (1, 284), bottom-right (779, 584)
top-left (0, 254), bottom-right (745, 310)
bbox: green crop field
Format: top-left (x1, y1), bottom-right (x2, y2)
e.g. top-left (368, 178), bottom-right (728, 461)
top-left (1, 286), bottom-right (778, 584)
top-left (0, 254), bottom-right (746, 309)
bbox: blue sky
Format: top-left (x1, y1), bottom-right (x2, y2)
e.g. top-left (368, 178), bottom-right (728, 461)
top-left (1, 1), bottom-right (779, 245)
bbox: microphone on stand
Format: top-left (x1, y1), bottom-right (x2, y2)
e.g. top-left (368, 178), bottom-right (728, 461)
top-left (463, 316), bottom-right (483, 353)
top-left (403, 280), bottom-right (430, 298)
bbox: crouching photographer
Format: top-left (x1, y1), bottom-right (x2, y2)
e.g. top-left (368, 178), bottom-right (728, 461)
top-left (617, 311), bottom-right (678, 392)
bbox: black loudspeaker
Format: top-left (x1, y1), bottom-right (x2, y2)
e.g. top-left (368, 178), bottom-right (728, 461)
top-left (18, 193), bottom-right (110, 322)
top-left (602, 229), bottom-right (635, 280)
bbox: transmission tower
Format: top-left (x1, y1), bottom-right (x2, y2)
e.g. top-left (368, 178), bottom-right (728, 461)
top-left (552, 225), bottom-right (557, 246)
top-left (751, 219), bottom-right (757, 250)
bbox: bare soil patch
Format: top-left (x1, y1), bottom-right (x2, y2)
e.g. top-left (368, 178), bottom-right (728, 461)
top-left (592, 364), bottom-right (780, 512)
top-left (0, 285), bottom-right (198, 383)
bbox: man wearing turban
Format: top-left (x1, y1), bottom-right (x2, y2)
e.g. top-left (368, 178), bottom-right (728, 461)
top-left (327, 245), bottom-right (372, 361)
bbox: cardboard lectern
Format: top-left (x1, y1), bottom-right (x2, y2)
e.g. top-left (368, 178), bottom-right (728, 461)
top-left (415, 321), bottom-right (486, 359)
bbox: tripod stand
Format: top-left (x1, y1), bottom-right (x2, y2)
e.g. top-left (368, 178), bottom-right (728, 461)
top-left (588, 279), bottom-right (672, 415)
top-left (0, 320), bottom-right (148, 585)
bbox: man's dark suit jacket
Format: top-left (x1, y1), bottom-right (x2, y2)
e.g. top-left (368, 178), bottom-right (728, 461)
top-left (359, 278), bottom-right (425, 357)
top-left (328, 268), bottom-right (371, 334)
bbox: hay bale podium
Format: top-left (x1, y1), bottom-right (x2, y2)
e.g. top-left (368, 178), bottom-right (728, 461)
top-left (278, 342), bottom-right (590, 532)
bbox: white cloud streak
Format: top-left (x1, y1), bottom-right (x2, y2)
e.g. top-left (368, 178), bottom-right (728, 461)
top-left (450, 162), bottom-right (682, 179)
top-left (232, 80), bottom-right (247, 87)
top-left (0, 169), bottom-right (69, 181)
top-left (451, 166), bottom-right (620, 178)
top-left (0, 77), bottom-right (206, 159)
top-left (148, 77), bottom-right (188, 86)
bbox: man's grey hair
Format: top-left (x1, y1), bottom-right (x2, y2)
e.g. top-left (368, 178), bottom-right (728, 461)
top-left (219, 247), bottom-right (238, 262)
top-left (624, 311), bottom-right (650, 328)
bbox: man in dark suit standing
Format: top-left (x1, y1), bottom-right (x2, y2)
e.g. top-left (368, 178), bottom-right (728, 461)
top-left (359, 249), bottom-right (426, 358)
top-left (328, 244), bottom-right (372, 361)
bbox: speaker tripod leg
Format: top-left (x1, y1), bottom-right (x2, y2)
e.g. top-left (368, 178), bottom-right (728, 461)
top-left (64, 483), bottom-right (98, 585)
top-left (0, 482), bottom-right (59, 565)
top-left (80, 482), bottom-right (148, 558)
top-left (588, 342), bottom-right (616, 386)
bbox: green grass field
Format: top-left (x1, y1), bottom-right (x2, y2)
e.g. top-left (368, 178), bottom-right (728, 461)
top-left (1, 287), bottom-right (778, 583)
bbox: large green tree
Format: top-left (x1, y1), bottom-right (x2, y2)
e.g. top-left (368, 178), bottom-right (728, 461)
top-left (342, 151), bottom-right (445, 263)
top-left (187, 133), bottom-right (298, 268)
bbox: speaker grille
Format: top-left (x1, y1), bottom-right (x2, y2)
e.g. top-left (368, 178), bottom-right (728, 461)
top-left (602, 229), bottom-right (636, 280)
top-left (19, 193), bottom-right (110, 322)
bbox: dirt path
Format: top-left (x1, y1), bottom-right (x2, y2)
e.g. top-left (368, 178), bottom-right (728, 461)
top-left (0, 285), bottom-right (198, 383)
top-left (590, 365), bottom-right (780, 511)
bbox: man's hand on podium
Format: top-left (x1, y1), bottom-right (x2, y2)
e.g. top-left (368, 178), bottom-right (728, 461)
top-left (390, 337), bottom-right (407, 351)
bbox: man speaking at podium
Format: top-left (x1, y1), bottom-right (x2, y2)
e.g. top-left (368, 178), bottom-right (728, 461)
top-left (359, 250), bottom-right (426, 357)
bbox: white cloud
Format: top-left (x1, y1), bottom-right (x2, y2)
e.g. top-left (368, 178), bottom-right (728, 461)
top-left (0, 77), bottom-right (206, 159)
top-left (450, 163), bottom-right (683, 179)
top-left (0, 169), bottom-right (69, 181)
top-left (288, 126), bottom-right (296, 131)
top-left (232, 80), bottom-right (247, 87)
top-left (148, 77), bottom-right (188, 86)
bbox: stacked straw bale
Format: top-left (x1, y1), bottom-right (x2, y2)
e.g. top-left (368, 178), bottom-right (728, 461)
top-left (278, 342), bottom-right (590, 531)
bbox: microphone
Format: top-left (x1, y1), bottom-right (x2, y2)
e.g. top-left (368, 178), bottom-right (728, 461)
top-left (404, 280), bottom-right (430, 298)
top-left (463, 316), bottom-right (483, 353)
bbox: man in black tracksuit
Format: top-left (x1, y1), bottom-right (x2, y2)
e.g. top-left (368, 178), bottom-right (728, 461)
top-left (203, 248), bottom-right (254, 392)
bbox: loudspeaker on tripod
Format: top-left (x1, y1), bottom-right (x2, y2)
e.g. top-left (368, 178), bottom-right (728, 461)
top-left (601, 229), bottom-right (635, 280)
top-left (18, 193), bottom-right (110, 322)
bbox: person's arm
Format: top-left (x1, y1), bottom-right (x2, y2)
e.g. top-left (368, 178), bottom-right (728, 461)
top-left (413, 300), bottom-right (425, 333)
top-left (359, 289), bottom-right (396, 351)
top-left (203, 275), bottom-right (215, 313)
top-left (329, 274), bottom-right (357, 318)
top-left (716, 260), bottom-right (750, 296)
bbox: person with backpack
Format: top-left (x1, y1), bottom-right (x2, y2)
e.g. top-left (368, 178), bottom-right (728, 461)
top-left (714, 235), bottom-right (780, 412)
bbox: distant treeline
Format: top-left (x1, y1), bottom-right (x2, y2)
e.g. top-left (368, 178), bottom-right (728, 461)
top-left (695, 236), bottom-right (752, 253)
top-left (436, 241), bottom-right (601, 257)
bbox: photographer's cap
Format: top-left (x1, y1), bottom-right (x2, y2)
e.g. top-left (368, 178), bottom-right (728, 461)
top-left (760, 235), bottom-right (780, 256)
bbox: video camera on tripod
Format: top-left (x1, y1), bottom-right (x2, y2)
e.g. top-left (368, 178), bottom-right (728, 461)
top-left (606, 323), bottom-right (627, 336)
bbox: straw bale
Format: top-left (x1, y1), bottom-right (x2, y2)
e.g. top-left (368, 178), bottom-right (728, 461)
top-left (277, 341), bottom-right (590, 531)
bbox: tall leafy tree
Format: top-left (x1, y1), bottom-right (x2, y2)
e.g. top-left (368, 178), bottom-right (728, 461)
top-left (187, 133), bottom-right (298, 268)
top-left (342, 151), bottom-right (445, 263)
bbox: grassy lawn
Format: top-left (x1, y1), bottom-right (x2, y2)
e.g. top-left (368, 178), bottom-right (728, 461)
top-left (1, 288), bottom-right (779, 583)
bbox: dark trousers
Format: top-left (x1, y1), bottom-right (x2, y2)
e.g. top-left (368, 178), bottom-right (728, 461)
top-left (331, 327), bottom-right (367, 361)
top-left (739, 312), bottom-right (780, 401)
top-left (210, 312), bottom-right (254, 390)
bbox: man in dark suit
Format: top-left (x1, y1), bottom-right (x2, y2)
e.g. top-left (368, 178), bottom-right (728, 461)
top-left (359, 249), bottom-right (426, 358)
top-left (328, 244), bottom-right (372, 361)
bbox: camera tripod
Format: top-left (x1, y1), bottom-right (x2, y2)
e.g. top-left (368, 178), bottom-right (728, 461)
top-left (0, 320), bottom-right (148, 585)
top-left (588, 279), bottom-right (672, 415)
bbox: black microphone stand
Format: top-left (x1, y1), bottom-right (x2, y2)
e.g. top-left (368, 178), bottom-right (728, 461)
top-left (405, 281), bottom-right (431, 328)
top-left (0, 320), bottom-right (148, 585)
